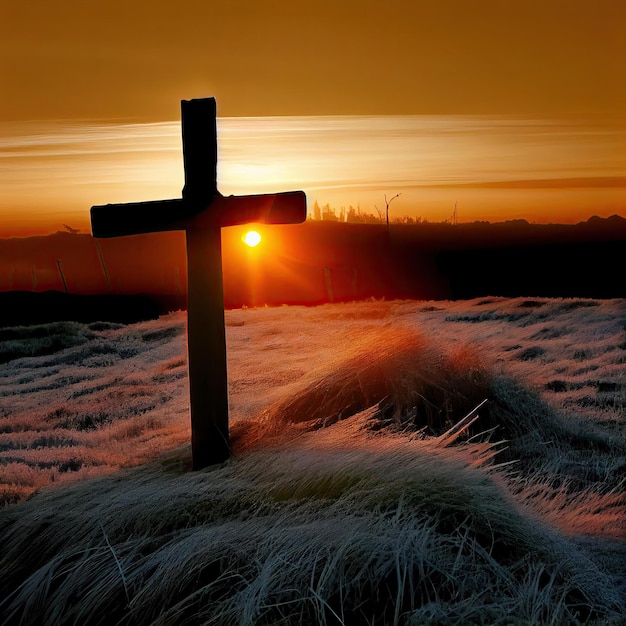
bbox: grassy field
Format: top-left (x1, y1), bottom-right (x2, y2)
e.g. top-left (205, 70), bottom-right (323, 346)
top-left (1, 298), bottom-right (624, 624)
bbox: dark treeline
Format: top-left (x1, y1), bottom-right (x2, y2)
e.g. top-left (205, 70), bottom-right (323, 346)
top-left (0, 215), bottom-right (624, 326)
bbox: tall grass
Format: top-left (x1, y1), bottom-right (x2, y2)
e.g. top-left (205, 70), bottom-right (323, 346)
top-left (1, 418), bottom-right (622, 625)
top-left (0, 321), bottom-right (98, 364)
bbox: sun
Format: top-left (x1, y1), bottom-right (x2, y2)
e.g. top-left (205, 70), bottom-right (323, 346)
top-left (242, 230), bottom-right (262, 247)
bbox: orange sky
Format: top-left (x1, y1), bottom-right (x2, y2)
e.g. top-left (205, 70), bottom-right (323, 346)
top-left (2, 0), bottom-right (625, 122)
top-left (1, 1), bottom-right (625, 234)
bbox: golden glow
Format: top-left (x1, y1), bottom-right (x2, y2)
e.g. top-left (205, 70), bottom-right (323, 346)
top-left (2, 0), bottom-right (624, 237)
top-left (3, 2), bottom-right (624, 122)
top-left (243, 230), bottom-right (262, 247)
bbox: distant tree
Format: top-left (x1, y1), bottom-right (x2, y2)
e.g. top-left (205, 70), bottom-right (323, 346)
top-left (322, 204), bottom-right (338, 221)
top-left (363, 212), bottom-right (381, 224)
top-left (347, 205), bottom-right (371, 223)
top-left (312, 201), bottom-right (322, 221)
top-left (375, 193), bottom-right (401, 241)
top-left (392, 215), bottom-right (416, 225)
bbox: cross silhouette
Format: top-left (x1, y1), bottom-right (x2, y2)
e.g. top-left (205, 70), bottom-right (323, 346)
top-left (91, 98), bottom-right (306, 469)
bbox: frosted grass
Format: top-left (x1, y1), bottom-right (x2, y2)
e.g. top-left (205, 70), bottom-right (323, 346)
top-left (0, 297), bottom-right (624, 623)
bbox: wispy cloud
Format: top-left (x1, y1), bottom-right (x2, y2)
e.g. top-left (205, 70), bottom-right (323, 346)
top-left (1, 115), bottom-right (624, 232)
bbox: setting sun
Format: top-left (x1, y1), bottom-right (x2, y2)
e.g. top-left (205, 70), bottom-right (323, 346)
top-left (242, 230), bottom-right (262, 247)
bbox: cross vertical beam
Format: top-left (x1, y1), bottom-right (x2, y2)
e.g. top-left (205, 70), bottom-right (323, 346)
top-left (180, 98), bottom-right (230, 469)
top-left (181, 99), bottom-right (229, 467)
top-left (90, 97), bottom-right (306, 469)
top-left (187, 226), bottom-right (229, 466)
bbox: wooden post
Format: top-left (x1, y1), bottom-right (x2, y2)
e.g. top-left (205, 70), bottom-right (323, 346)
top-left (56, 259), bottom-right (68, 293)
top-left (95, 240), bottom-right (112, 294)
top-left (325, 265), bottom-right (334, 303)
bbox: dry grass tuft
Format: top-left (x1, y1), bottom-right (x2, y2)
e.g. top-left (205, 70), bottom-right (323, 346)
top-left (259, 328), bottom-right (489, 432)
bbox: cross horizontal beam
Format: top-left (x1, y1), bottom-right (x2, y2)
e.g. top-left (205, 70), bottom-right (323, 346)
top-left (91, 191), bottom-right (306, 238)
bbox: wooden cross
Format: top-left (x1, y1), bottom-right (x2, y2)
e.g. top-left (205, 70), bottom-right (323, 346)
top-left (90, 98), bottom-right (306, 469)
